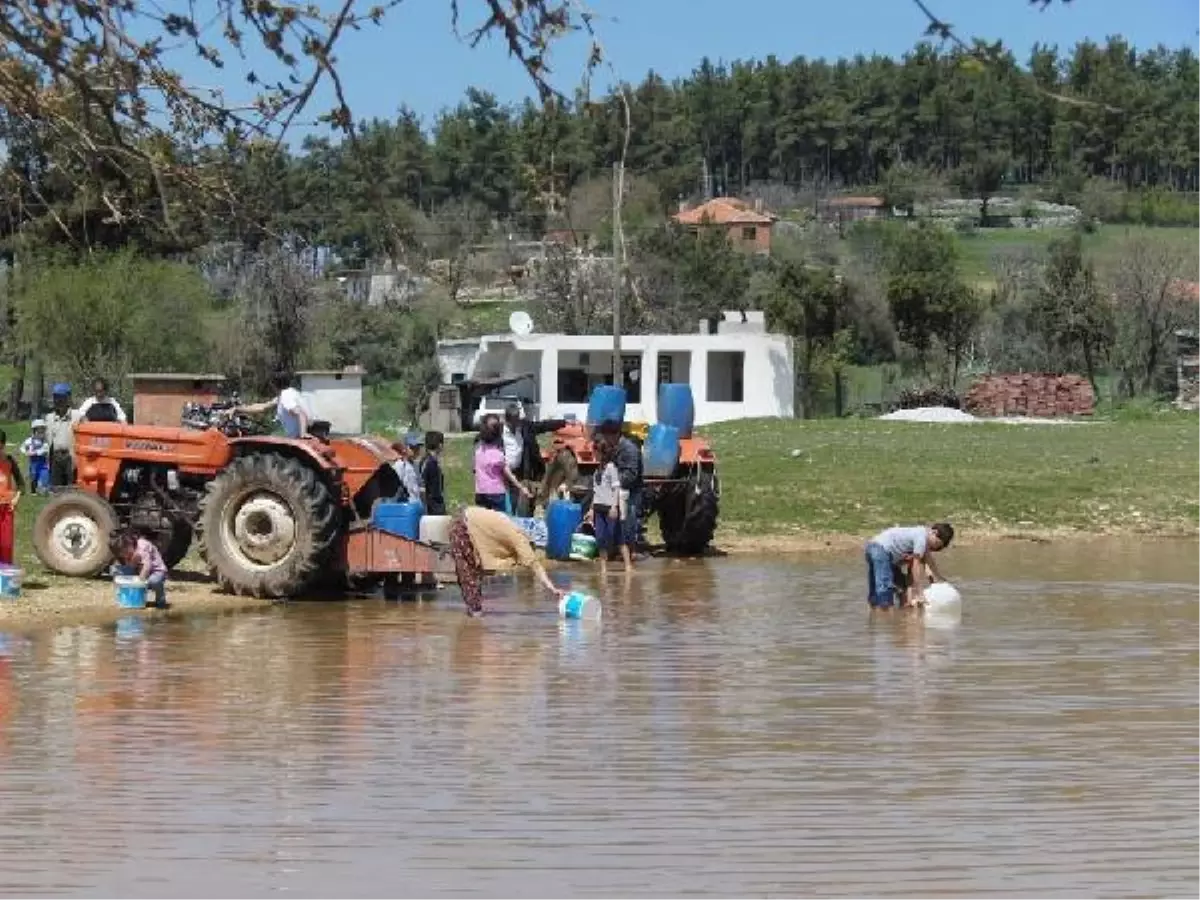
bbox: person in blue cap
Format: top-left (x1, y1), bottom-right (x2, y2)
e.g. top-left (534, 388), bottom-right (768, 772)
top-left (388, 431), bottom-right (424, 503)
top-left (45, 383), bottom-right (78, 488)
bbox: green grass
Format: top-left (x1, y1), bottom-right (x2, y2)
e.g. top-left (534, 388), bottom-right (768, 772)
top-left (956, 224), bottom-right (1200, 288)
top-left (697, 414), bottom-right (1198, 538)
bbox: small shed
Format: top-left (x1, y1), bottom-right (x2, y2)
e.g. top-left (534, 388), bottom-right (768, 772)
top-left (130, 373), bottom-right (226, 426)
top-left (298, 366), bottom-right (364, 435)
top-left (1175, 329), bottom-right (1198, 410)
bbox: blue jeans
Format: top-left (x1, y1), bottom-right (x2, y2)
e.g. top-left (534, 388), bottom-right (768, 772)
top-left (865, 542), bottom-right (902, 608)
top-left (622, 489), bottom-right (642, 547)
top-left (117, 565), bottom-right (168, 607)
top-left (592, 505), bottom-right (623, 555)
top-left (29, 458), bottom-right (49, 493)
top-left (474, 493), bottom-right (507, 512)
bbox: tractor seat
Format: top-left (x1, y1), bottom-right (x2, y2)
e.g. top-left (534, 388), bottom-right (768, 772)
top-left (309, 419), bottom-right (332, 440)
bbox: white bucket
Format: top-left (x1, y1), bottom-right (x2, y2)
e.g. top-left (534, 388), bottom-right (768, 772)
top-left (418, 515), bottom-right (452, 545)
top-left (922, 582), bottom-right (962, 610)
top-left (559, 591), bottom-right (602, 621)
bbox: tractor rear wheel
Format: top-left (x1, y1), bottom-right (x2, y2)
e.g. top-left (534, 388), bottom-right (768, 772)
top-left (659, 470), bottom-right (719, 556)
top-left (197, 453), bottom-right (339, 598)
top-left (33, 490), bottom-right (120, 577)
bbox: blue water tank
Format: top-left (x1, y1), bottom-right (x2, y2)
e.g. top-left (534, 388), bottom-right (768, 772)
top-left (643, 423), bottom-right (681, 478)
top-left (372, 500), bottom-right (425, 541)
top-left (657, 383), bottom-right (695, 438)
top-left (545, 499), bottom-right (583, 561)
top-left (586, 385), bottom-right (627, 427)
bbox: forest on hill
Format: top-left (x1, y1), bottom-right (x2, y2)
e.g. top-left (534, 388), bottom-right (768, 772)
top-left (0, 17), bottom-right (1196, 421)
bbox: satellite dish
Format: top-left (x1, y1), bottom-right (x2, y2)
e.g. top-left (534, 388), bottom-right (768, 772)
top-left (509, 310), bottom-right (534, 336)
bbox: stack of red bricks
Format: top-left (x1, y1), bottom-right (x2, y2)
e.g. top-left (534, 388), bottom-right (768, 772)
top-left (963, 374), bottom-right (1096, 418)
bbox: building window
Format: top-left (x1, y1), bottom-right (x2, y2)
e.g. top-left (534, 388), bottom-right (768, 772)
top-left (706, 351), bottom-right (744, 403)
top-left (741, 226), bottom-right (757, 241)
top-left (558, 368), bottom-right (589, 403)
top-left (657, 353), bottom-right (673, 385)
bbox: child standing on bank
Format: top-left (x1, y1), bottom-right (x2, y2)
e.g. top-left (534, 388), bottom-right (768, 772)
top-left (590, 440), bottom-right (631, 577)
top-left (112, 530), bottom-right (169, 609)
top-left (0, 431), bottom-right (24, 565)
top-left (20, 420), bottom-right (50, 494)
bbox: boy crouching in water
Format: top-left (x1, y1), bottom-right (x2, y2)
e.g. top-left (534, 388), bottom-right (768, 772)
top-left (864, 522), bottom-right (954, 609)
top-left (112, 530), bottom-right (169, 609)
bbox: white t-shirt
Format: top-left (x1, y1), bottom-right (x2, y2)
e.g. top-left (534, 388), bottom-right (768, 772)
top-left (502, 424), bottom-right (524, 471)
top-left (275, 387), bottom-right (311, 438)
top-left (76, 396), bottom-right (127, 423)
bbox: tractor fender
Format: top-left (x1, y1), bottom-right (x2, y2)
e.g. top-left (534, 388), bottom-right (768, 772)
top-left (228, 436), bottom-right (343, 481)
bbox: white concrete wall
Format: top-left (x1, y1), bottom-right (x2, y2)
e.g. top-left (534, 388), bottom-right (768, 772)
top-left (299, 374), bottom-right (363, 434)
top-left (447, 332), bottom-right (793, 426)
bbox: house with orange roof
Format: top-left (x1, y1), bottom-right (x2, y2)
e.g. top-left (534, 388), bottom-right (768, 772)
top-left (672, 197), bottom-right (777, 255)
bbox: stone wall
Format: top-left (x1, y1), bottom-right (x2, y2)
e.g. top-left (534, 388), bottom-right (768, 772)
top-left (963, 374), bottom-right (1095, 418)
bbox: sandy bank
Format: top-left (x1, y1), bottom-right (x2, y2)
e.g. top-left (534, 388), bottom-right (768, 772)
top-left (0, 567), bottom-right (273, 633)
top-left (715, 525), bottom-right (1200, 555)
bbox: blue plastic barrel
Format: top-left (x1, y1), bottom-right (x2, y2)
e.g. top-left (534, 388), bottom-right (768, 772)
top-left (643, 423), bottom-right (681, 478)
top-left (372, 500), bottom-right (425, 540)
top-left (545, 499), bottom-right (583, 561)
top-left (657, 383), bottom-right (695, 438)
top-left (586, 385), bottom-right (627, 427)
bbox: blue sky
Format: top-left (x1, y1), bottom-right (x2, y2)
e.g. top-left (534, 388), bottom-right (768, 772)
top-left (188, 0), bottom-right (1199, 133)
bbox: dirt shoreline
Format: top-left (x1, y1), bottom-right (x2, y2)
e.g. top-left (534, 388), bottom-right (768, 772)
top-left (0, 526), bottom-right (1193, 633)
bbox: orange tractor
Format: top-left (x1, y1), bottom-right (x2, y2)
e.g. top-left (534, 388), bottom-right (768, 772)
top-left (32, 404), bottom-right (444, 597)
top-left (539, 421), bottom-right (720, 554)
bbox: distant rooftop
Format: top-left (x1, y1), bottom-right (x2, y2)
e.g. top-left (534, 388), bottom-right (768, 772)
top-left (674, 197), bottom-right (776, 226)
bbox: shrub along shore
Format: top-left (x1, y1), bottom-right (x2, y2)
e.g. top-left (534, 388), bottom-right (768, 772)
top-left (0, 413), bottom-right (1194, 631)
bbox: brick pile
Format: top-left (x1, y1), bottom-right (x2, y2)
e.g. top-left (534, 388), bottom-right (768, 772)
top-left (963, 374), bottom-right (1095, 418)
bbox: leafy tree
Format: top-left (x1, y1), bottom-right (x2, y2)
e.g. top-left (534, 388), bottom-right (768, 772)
top-left (1033, 231), bottom-right (1113, 392)
top-left (882, 222), bottom-right (981, 379)
top-left (15, 250), bottom-right (215, 388)
top-left (954, 151), bottom-right (1012, 225)
top-left (763, 256), bottom-right (850, 418)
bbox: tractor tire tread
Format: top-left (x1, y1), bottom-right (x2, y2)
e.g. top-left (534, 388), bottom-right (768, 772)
top-left (196, 453), bottom-right (339, 599)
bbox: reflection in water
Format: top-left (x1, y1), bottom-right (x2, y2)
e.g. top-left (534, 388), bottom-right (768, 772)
top-left (0, 540), bottom-right (1195, 897)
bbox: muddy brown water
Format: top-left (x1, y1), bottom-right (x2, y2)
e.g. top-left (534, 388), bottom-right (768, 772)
top-left (0, 539), bottom-right (1195, 898)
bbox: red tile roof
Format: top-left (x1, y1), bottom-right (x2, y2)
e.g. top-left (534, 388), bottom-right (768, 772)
top-left (673, 197), bottom-right (776, 226)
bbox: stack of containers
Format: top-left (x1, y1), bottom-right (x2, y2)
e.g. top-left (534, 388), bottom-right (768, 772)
top-left (645, 383), bottom-right (694, 477)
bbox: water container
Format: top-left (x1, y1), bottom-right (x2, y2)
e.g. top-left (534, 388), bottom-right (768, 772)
top-left (642, 423), bottom-right (681, 478)
top-left (114, 576), bottom-right (147, 609)
top-left (559, 590), bottom-right (602, 621)
top-left (372, 500), bottom-right (424, 541)
top-left (657, 383), bottom-right (695, 438)
top-left (569, 533), bottom-right (598, 561)
top-left (922, 582), bottom-right (962, 609)
top-left (545, 499), bottom-right (583, 561)
top-left (419, 515), bottom-right (452, 545)
top-left (0, 566), bottom-right (22, 600)
top-left (586, 385), bottom-right (627, 427)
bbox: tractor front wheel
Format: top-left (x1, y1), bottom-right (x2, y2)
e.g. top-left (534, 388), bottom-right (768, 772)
top-left (197, 454), bottom-right (339, 598)
top-left (33, 490), bottom-right (120, 577)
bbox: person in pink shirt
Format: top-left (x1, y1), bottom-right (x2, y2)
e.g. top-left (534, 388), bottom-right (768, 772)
top-left (473, 415), bottom-right (530, 512)
top-left (112, 530), bottom-right (169, 608)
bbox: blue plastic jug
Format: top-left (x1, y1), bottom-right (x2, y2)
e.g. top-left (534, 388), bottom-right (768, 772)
top-left (657, 383), bottom-right (695, 438)
top-left (586, 385), bottom-right (627, 427)
top-left (545, 499), bottom-right (583, 561)
top-left (372, 500), bottom-right (425, 541)
top-left (643, 423), bottom-right (681, 478)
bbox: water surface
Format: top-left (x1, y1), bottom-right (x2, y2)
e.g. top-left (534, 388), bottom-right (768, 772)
top-left (0, 539), bottom-right (1195, 897)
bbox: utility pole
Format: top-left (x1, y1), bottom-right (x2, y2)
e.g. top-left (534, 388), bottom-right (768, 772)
top-left (611, 160), bottom-right (624, 387)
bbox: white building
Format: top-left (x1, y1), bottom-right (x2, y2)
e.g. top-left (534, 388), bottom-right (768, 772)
top-left (298, 366), bottom-right (365, 434)
top-left (436, 312), bottom-right (794, 426)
